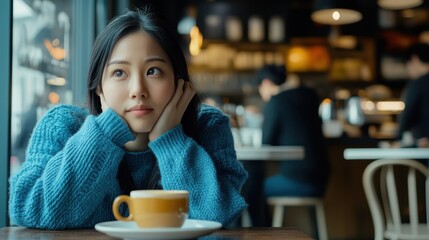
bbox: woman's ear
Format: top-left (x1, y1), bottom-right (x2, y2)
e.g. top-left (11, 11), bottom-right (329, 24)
top-left (97, 88), bottom-right (108, 112)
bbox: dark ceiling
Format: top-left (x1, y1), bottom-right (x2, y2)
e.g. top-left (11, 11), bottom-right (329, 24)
top-left (128, 0), bottom-right (428, 41)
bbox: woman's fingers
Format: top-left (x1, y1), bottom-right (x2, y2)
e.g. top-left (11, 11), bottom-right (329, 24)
top-left (148, 79), bottom-right (195, 141)
top-left (169, 79), bottom-right (185, 109)
top-left (177, 81), bottom-right (196, 110)
top-left (168, 79), bottom-right (195, 111)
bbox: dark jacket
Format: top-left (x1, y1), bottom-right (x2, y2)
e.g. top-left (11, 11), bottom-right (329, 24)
top-left (262, 86), bottom-right (330, 185)
top-left (397, 73), bottom-right (429, 141)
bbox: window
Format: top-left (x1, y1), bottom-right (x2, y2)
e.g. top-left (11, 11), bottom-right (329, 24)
top-left (0, 0), bottom-right (12, 228)
top-left (2, 0), bottom-right (96, 227)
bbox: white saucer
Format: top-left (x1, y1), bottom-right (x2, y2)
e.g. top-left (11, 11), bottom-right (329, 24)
top-left (95, 219), bottom-right (222, 240)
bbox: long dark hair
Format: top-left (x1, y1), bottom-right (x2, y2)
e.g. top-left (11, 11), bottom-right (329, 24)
top-left (86, 7), bottom-right (200, 142)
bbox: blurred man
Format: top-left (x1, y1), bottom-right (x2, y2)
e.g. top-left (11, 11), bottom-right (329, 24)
top-left (396, 43), bottom-right (429, 148)
top-left (257, 64), bottom-right (330, 198)
top-left (241, 64), bottom-right (330, 227)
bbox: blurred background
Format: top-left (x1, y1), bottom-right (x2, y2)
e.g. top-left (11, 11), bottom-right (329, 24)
top-left (2, 0), bottom-right (429, 239)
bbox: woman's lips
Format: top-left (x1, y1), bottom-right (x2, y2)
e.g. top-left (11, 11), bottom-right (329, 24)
top-left (127, 105), bottom-right (153, 116)
top-left (128, 109), bottom-right (153, 116)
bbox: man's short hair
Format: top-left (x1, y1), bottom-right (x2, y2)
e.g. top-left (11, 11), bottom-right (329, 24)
top-left (408, 43), bottom-right (429, 63)
top-left (256, 64), bottom-right (287, 86)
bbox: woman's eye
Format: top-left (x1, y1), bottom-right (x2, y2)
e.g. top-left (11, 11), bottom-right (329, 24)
top-left (112, 70), bottom-right (126, 78)
top-left (147, 67), bottom-right (161, 76)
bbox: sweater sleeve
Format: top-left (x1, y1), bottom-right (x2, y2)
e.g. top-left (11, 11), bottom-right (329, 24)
top-left (148, 105), bottom-right (248, 226)
top-left (9, 105), bottom-right (134, 229)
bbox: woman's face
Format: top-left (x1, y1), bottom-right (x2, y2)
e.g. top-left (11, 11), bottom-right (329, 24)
top-left (100, 31), bottom-right (175, 133)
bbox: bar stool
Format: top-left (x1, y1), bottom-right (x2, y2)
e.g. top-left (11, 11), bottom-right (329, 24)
top-left (267, 196), bottom-right (328, 240)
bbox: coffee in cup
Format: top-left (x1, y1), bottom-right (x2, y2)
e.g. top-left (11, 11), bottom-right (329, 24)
top-left (112, 190), bottom-right (189, 228)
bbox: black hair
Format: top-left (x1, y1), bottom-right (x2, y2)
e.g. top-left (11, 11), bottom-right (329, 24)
top-left (86, 7), bottom-right (200, 142)
top-left (255, 64), bottom-right (287, 86)
top-left (408, 43), bottom-right (429, 63)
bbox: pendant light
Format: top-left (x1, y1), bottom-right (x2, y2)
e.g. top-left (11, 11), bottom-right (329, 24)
top-left (311, 0), bottom-right (362, 25)
top-left (378, 0), bottom-right (423, 10)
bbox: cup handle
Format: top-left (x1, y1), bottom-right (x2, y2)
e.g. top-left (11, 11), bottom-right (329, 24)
top-left (112, 195), bottom-right (133, 221)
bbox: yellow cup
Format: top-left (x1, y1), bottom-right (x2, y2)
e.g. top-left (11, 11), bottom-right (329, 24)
top-left (112, 190), bottom-right (189, 228)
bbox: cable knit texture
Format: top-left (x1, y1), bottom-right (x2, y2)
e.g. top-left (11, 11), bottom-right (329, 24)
top-left (9, 104), bottom-right (248, 229)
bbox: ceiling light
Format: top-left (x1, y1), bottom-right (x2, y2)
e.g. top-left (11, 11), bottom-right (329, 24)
top-left (378, 0), bottom-right (423, 10)
top-left (312, 0), bottom-right (362, 25)
top-left (312, 9), bottom-right (362, 25)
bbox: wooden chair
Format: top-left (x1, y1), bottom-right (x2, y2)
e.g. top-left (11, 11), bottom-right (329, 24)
top-left (267, 196), bottom-right (328, 240)
top-left (363, 159), bottom-right (429, 240)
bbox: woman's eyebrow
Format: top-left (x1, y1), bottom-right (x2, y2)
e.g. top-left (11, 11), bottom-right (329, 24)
top-left (107, 57), bottom-right (167, 66)
top-left (107, 60), bottom-right (130, 66)
top-left (145, 56), bottom-right (167, 63)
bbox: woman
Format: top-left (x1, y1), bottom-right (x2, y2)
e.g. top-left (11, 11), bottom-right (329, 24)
top-left (9, 7), bottom-right (247, 229)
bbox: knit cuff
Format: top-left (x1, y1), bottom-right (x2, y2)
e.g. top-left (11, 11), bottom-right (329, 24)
top-left (95, 109), bottom-right (134, 146)
top-left (149, 125), bottom-right (187, 158)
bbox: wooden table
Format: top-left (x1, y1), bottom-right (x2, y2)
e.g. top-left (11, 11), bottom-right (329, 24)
top-left (235, 146), bottom-right (304, 161)
top-left (0, 226), bottom-right (313, 240)
top-left (343, 148), bottom-right (429, 160)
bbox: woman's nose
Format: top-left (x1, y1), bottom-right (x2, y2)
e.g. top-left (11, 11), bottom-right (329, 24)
top-left (129, 74), bottom-right (148, 99)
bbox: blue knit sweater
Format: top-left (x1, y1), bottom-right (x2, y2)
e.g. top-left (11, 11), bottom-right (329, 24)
top-left (9, 104), bottom-right (248, 229)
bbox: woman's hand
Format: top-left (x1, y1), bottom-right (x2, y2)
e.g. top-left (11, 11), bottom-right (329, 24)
top-left (149, 79), bottom-right (196, 141)
top-left (124, 133), bottom-right (149, 151)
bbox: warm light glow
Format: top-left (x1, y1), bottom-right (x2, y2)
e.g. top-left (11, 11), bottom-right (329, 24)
top-left (378, 0), bottom-right (422, 10)
top-left (44, 39), bottom-right (66, 60)
top-left (330, 35), bottom-right (358, 49)
top-left (362, 100), bottom-right (404, 113)
top-left (288, 47), bottom-right (307, 63)
top-left (311, 8), bottom-right (362, 25)
top-left (322, 98), bottom-right (332, 104)
top-left (287, 45), bottom-right (330, 72)
top-left (362, 100), bottom-right (376, 111)
top-left (376, 101), bottom-right (405, 111)
top-left (335, 89), bottom-right (351, 100)
top-left (189, 26), bottom-right (203, 56)
top-left (47, 77), bottom-right (66, 86)
top-left (48, 92), bottom-right (60, 104)
top-left (332, 11), bottom-right (340, 21)
top-left (287, 46), bottom-right (310, 71)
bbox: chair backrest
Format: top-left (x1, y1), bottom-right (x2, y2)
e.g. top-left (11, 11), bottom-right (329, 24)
top-left (362, 159), bottom-right (429, 240)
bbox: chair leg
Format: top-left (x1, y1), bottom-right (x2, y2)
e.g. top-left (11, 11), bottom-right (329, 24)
top-left (315, 203), bottom-right (328, 240)
top-left (272, 205), bottom-right (284, 227)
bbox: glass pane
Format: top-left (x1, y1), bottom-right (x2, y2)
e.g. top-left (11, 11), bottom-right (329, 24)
top-left (10, 0), bottom-right (73, 182)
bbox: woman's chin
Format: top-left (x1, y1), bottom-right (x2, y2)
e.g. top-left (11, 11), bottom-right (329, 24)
top-left (132, 129), bottom-right (151, 134)
top-left (128, 122), bottom-right (154, 134)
